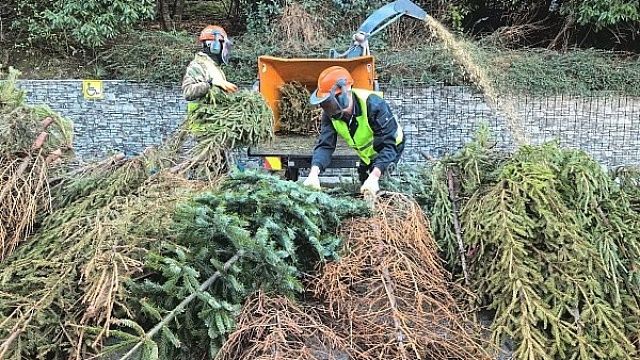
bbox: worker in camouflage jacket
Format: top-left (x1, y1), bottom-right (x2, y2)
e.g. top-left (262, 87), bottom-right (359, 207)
top-left (182, 25), bottom-right (238, 109)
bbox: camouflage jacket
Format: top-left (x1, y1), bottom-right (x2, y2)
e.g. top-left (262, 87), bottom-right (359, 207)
top-left (181, 52), bottom-right (227, 101)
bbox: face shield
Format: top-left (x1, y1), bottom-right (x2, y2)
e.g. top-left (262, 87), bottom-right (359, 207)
top-left (220, 37), bottom-right (232, 65)
top-left (319, 95), bottom-right (345, 118)
top-left (206, 33), bottom-right (232, 65)
top-left (311, 80), bottom-right (350, 118)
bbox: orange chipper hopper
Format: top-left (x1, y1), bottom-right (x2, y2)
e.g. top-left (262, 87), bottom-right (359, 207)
top-left (257, 55), bottom-right (376, 132)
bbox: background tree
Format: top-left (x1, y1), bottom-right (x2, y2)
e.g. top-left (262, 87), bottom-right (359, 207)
top-left (157, 0), bottom-right (191, 31)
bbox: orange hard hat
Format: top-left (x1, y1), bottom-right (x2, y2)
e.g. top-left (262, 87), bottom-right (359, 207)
top-left (310, 66), bottom-right (354, 105)
top-left (199, 25), bottom-right (228, 42)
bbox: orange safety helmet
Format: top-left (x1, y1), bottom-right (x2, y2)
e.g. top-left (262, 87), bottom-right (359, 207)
top-left (199, 25), bottom-right (232, 65)
top-left (310, 66), bottom-right (354, 106)
top-left (199, 25), bottom-right (228, 42)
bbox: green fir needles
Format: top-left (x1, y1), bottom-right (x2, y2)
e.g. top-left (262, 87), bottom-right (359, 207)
top-left (430, 126), bottom-right (640, 360)
top-left (118, 171), bottom-right (366, 359)
top-left (186, 89), bottom-right (274, 148)
top-left (181, 89), bottom-right (274, 178)
top-left (0, 157), bottom-right (178, 359)
top-left (0, 168), bottom-right (365, 359)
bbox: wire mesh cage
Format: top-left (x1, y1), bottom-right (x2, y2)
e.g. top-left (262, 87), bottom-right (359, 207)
top-left (381, 84), bottom-right (640, 168)
top-left (16, 80), bottom-right (640, 168)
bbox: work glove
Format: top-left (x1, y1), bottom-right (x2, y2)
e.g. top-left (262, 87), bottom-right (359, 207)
top-left (303, 175), bottom-right (321, 190)
top-left (360, 175), bottom-right (380, 196)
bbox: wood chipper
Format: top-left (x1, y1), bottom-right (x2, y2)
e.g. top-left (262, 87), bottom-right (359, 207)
top-left (247, 0), bottom-right (428, 181)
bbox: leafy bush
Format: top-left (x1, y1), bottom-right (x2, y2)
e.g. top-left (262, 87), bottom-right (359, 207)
top-left (482, 48), bottom-right (640, 95)
top-left (13, 0), bottom-right (155, 49)
top-left (449, 0), bottom-right (639, 48)
top-left (570, 0), bottom-right (640, 28)
top-left (98, 26), bottom-right (640, 96)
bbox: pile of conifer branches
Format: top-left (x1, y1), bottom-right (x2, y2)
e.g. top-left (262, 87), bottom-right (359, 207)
top-left (0, 154), bottom-right (174, 358)
top-left (0, 67), bottom-right (73, 261)
top-left (277, 81), bottom-right (321, 135)
top-left (315, 194), bottom-right (490, 359)
top-left (0, 66), bottom-right (375, 360)
top-left (0, 166), bottom-right (365, 359)
top-left (181, 89), bottom-right (274, 178)
top-left (427, 126), bottom-right (640, 359)
top-left (219, 194), bottom-right (492, 360)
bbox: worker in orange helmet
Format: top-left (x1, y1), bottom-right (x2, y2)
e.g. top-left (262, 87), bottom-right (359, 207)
top-left (182, 25), bottom-right (238, 107)
top-left (304, 66), bottom-right (405, 195)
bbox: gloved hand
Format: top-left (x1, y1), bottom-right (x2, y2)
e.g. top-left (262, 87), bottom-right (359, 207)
top-left (360, 174), bottom-right (380, 196)
top-left (303, 174), bottom-right (321, 190)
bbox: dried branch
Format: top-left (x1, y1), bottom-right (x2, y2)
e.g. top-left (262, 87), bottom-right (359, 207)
top-left (219, 291), bottom-right (356, 360)
top-left (315, 193), bottom-right (491, 359)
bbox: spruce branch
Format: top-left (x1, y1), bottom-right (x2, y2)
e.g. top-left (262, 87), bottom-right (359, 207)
top-left (118, 250), bottom-right (244, 360)
top-left (446, 168), bottom-right (469, 285)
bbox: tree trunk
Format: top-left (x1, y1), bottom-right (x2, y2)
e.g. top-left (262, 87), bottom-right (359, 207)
top-left (549, 15), bottom-right (575, 51)
top-left (228, 0), bottom-right (243, 22)
top-left (174, 0), bottom-right (185, 25)
top-left (157, 0), bottom-right (168, 30)
top-left (157, 0), bottom-right (175, 31)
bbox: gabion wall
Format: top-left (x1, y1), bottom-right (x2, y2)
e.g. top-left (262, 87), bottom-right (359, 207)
top-left (17, 80), bottom-right (640, 167)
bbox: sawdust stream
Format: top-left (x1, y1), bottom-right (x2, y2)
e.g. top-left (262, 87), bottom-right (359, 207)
top-left (425, 17), bottom-right (528, 146)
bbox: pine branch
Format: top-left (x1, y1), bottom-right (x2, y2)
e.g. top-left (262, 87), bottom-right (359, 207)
top-left (118, 250), bottom-right (244, 360)
top-left (446, 168), bottom-right (469, 285)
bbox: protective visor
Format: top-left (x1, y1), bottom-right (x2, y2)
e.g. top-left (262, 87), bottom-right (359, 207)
top-left (221, 38), bottom-right (232, 65)
top-left (319, 95), bottom-right (344, 118)
top-left (208, 33), bottom-right (233, 65)
top-left (310, 86), bottom-right (345, 118)
top-left (309, 88), bottom-right (330, 105)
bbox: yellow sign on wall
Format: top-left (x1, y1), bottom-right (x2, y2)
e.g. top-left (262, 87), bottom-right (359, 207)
top-left (82, 80), bottom-right (104, 100)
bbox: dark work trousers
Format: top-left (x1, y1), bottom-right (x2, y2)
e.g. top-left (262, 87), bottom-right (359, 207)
top-left (357, 141), bottom-right (405, 184)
